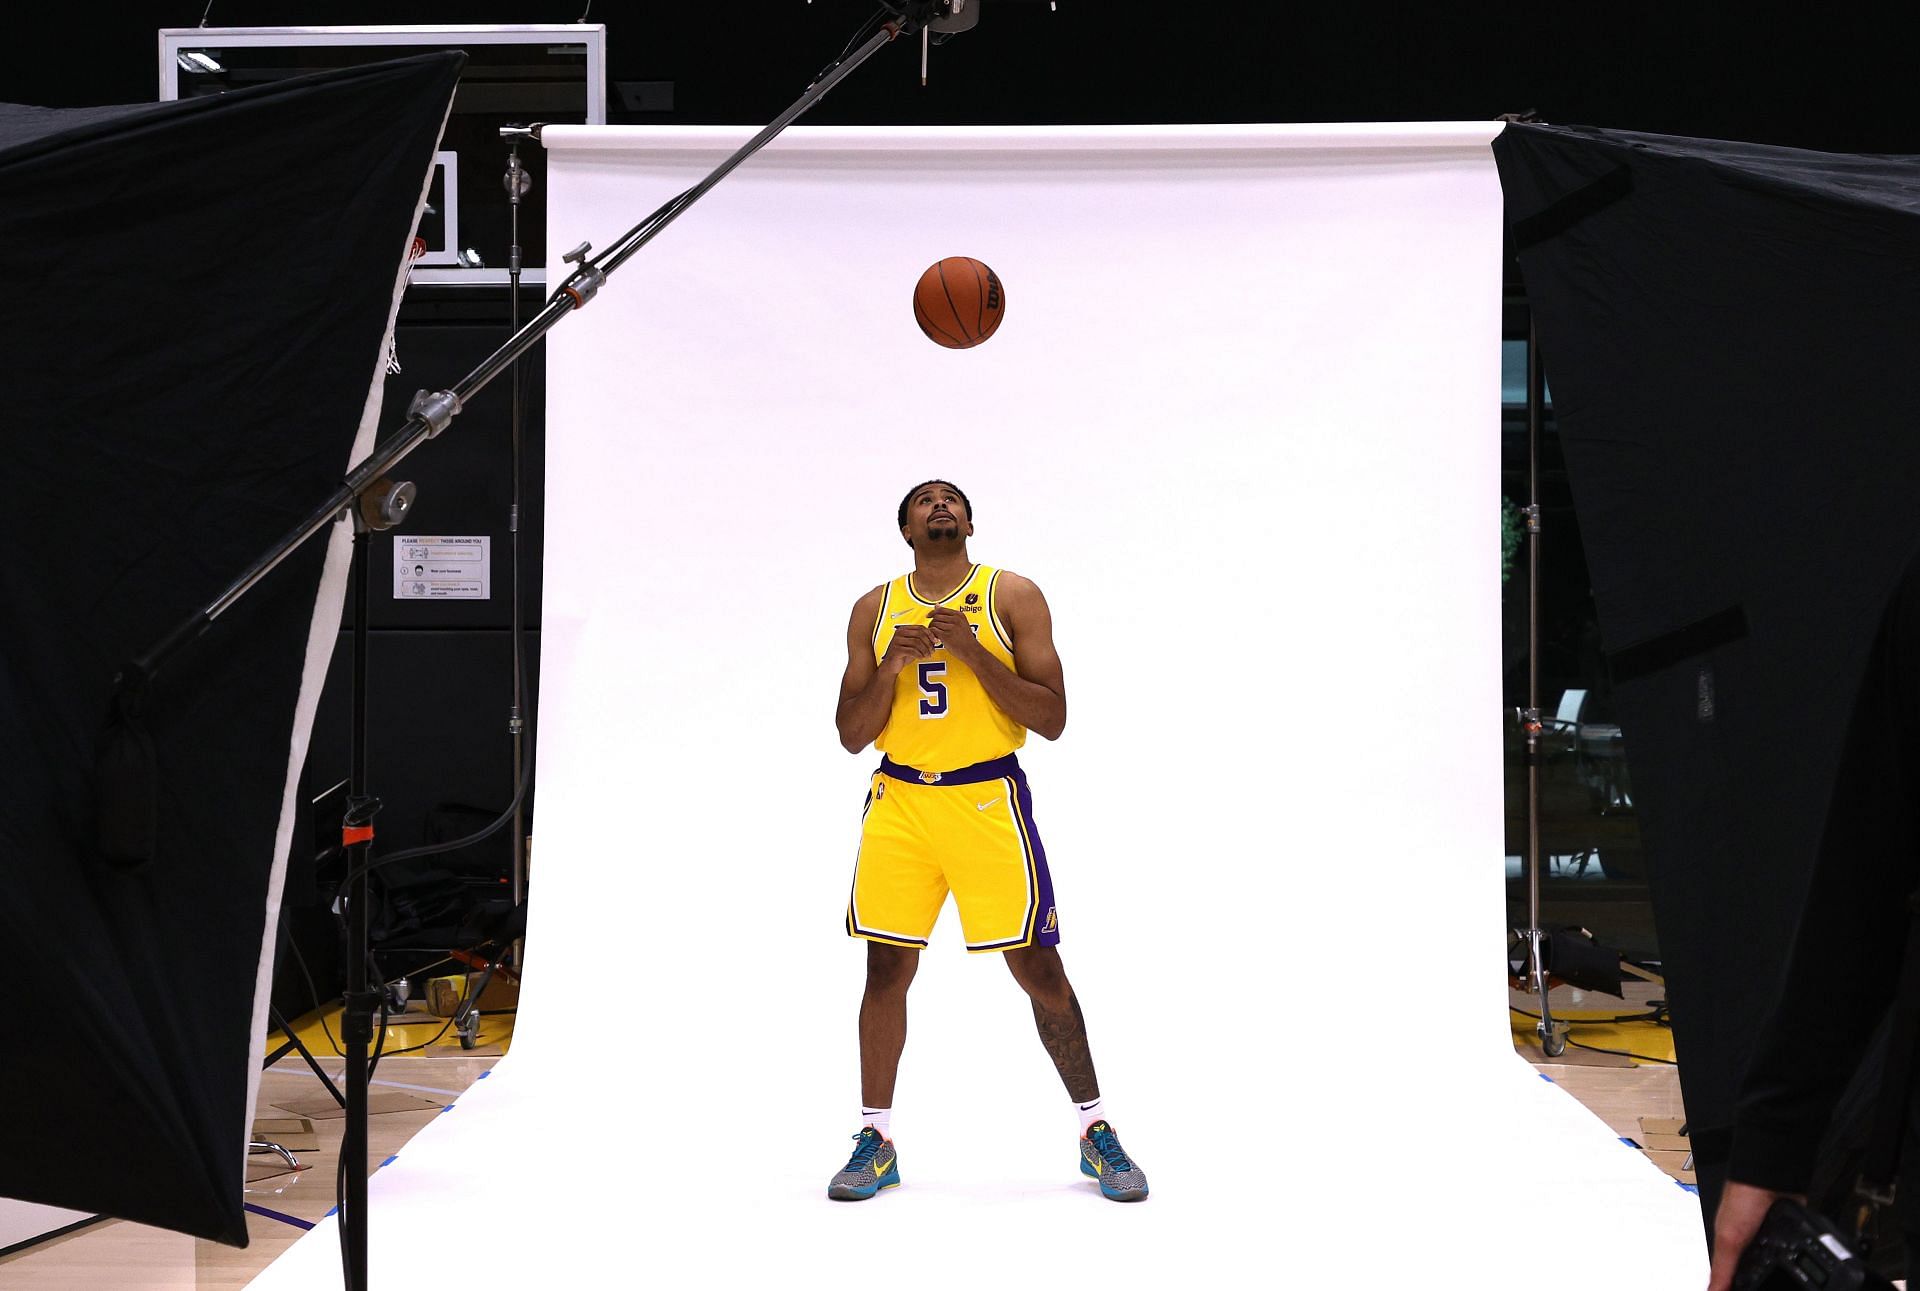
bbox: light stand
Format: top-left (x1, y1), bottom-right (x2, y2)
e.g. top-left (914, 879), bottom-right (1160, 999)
top-left (1516, 307), bottom-right (1569, 1057)
top-left (337, 499), bottom-right (379, 1291)
top-left (501, 125), bottom-right (533, 965)
top-left (103, 7), bottom-right (961, 1286)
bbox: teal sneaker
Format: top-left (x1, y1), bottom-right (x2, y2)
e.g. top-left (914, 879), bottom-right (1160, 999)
top-left (1079, 1120), bottom-right (1148, 1201)
top-left (827, 1127), bottom-right (900, 1200)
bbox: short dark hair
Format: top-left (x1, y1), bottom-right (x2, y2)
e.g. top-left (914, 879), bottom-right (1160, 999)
top-left (896, 479), bottom-right (972, 535)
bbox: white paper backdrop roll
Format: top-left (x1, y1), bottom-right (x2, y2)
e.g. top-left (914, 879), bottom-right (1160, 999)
top-left (249, 123), bottom-right (1706, 1290)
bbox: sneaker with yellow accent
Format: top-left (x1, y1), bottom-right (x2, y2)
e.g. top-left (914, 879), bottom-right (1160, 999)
top-left (1079, 1120), bottom-right (1148, 1201)
top-left (827, 1127), bottom-right (901, 1201)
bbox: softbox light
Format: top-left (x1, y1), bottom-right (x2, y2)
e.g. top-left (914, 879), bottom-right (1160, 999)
top-left (1495, 123), bottom-right (1920, 1220)
top-left (0, 53), bottom-right (461, 1244)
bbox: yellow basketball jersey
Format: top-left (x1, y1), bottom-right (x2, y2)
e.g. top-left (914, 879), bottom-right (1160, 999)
top-left (871, 564), bottom-right (1025, 770)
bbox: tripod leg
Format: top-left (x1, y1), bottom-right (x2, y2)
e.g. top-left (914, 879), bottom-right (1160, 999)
top-left (268, 1006), bottom-right (346, 1108)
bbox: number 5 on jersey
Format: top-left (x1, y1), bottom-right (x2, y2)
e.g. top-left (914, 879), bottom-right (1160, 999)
top-left (917, 661), bottom-right (948, 718)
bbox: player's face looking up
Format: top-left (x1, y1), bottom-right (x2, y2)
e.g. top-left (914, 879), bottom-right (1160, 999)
top-left (899, 482), bottom-right (972, 549)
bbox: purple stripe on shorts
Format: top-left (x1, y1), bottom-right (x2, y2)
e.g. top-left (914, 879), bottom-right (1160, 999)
top-left (1013, 766), bottom-right (1059, 946)
top-left (971, 766), bottom-right (1059, 951)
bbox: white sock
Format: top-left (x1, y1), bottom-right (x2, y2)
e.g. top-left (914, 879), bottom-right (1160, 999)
top-left (861, 1106), bottom-right (892, 1140)
top-left (1075, 1098), bottom-right (1106, 1134)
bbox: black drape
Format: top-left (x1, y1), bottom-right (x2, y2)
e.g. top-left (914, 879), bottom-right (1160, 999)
top-left (1495, 122), bottom-right (1920, 1227)
top-left (0, 54), bottom-right (460, 1244)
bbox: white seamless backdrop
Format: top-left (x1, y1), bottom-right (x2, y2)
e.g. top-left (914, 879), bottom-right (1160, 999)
top-left (250, 124), bottom-right (1706, 1288)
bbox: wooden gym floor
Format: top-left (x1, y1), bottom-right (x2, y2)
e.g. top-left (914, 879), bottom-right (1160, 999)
top-left (1, 1008), bottom-right (510, 1289)
top-left (0, 980), bottom-right (1717, 1289)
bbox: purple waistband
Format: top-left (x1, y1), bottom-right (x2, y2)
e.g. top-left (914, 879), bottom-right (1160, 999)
top-left (878, 753), bottom-right (1020, 787)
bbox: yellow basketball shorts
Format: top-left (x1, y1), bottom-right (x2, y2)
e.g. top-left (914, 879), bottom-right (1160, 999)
top-left (846, 753), bottom-right (1061, 953)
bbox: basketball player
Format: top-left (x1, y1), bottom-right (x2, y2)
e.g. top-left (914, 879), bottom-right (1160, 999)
top-left (825, 480), bottom-right (1147, 1203)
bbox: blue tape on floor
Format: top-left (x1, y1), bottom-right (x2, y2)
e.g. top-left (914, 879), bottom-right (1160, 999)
top-left (380, 1155), bottom-right (398, 1168)
top-left (244, 1203), bottom-right (315, 1231)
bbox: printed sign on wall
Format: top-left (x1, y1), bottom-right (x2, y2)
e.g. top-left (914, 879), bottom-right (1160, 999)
top-left (394, 535), bottom-right (489, 599)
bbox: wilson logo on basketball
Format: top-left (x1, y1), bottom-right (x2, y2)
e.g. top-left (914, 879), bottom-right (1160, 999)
top-left (912, 256), bottom-right (1005, 350)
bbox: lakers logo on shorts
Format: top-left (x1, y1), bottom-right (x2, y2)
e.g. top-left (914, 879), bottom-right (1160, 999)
top-left (919, 770), bottom-right (942, 784)
top-left (1042, 907), bottom-right (1058, 934)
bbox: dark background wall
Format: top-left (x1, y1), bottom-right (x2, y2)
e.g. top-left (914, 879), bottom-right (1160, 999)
top-left (10, 5), bottom-right (1916, 150)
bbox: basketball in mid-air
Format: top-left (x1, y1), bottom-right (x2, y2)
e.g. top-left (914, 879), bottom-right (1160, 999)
top-left (913, 256), bottom-right (1005, 349)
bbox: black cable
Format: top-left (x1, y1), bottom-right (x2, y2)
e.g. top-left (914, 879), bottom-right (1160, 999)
top-left (379, 947), bottom-right (520, 1057)
top-left (377, 1013), bottom-right (460, 1059)
top-left (288, 934), bottom-right (346, 1058)
top-left (346, 781), bottom-right (524, 879)
top-left (336, 111), bottom-right (574, 886)
top-left (822, 6), bottom-right (892, 79)
top-left (340, 636), bottom-right (537, 886)
top-left (289, 949), bottom-right (501, 1073)
top-left (1566, 1038), bottom-right (1680, 1066)
top-left (1509, 1007), bottom-right (1680, 1065)
top-left (365, 986), bottom-right (394, 1079)
top-left (369, 953), bottom-right (439, 1069)
top-left (1510, 1006), bottom-right (1668, 1026)
top-left (336, 1150), bottom-right (349, 1290)
top-left (587, 184), bottom-right (700, 276)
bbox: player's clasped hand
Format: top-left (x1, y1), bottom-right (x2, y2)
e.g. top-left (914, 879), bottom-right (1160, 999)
top-left (884, 624), bottom-right (937, 669)
top-left (927, 606), bottom-right (981, 660)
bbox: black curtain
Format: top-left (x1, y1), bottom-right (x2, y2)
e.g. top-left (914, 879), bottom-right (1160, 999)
top-left (0, 54), bottom-right (461, 1244)
top-left (1495, 122), bottom-right (1920, 1226)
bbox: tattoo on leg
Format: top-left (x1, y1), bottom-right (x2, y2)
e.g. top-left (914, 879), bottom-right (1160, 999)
top-left (1032, 991), bottom-right (1100, 1105)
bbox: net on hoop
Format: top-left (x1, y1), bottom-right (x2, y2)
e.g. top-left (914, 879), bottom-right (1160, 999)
top-left (386, 235), bottom-right (429, 374)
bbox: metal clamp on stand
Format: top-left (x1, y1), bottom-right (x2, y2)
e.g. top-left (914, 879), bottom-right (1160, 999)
top-left (404, 389), bottom-right (461, 439)
top-left (559, 242), bottom-right (605, 309)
